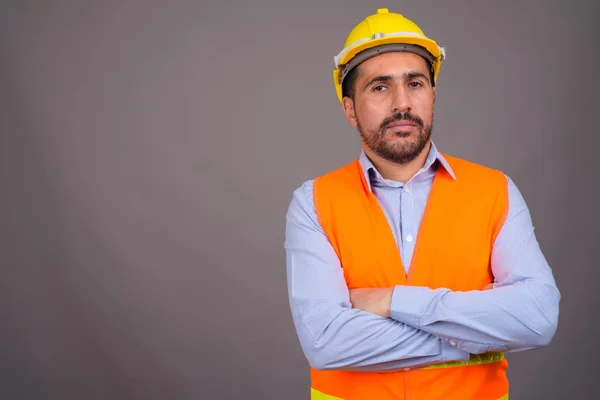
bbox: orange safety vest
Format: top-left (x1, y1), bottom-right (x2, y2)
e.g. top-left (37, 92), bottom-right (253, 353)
top-left (311, 154), bottom-right (510, 400)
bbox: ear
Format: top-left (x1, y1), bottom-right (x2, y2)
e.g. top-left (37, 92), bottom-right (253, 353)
top-left (342, 97), bottom-right (358, 128)
top-left (432, 86), bottom-right (437, 102)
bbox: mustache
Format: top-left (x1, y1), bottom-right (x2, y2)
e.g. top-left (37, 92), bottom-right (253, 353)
top-left (380, 111), bottom-right (424, 130)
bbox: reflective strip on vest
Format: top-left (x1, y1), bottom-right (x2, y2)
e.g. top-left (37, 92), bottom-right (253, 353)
top-left (421, 351), bottom-right (504, 370)
top-left (311, 388), bottom-right (509, 400)
top-left (311, 352), bottom-right (506, 400)
top-left (311, 388), bottom-right (343, 400)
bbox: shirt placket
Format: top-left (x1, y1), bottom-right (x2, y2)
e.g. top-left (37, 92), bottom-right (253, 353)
top-left (371, 182), bottom-right (403, 265)
top-left (400, 183), bottom-right (416, 274)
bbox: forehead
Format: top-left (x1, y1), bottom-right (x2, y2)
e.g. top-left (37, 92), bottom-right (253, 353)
top-left (358, 51), bottom-right (430, 77)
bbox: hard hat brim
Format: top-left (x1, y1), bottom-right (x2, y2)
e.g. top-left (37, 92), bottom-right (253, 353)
top-left (335, 35), bottom-right (442, 70)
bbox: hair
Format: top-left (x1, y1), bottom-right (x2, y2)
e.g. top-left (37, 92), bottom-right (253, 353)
top-left (341, 65), bottom-right (361, 100)
top-left (341, 56), bottom-right (436, 100)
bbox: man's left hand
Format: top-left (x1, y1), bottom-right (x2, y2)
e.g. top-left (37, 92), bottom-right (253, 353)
top-left (349, 287), bottom-right (395, 318)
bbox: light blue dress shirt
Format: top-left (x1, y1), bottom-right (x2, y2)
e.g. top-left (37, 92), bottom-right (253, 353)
top-left (284, 141), bottom-right (560, 372)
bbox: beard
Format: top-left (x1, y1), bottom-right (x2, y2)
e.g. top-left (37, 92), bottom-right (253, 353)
top-left (358, 111), bottom-right (433, 165)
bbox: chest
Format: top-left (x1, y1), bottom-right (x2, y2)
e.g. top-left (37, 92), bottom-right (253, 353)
top-left (332, 179), bottom-right (497, 291)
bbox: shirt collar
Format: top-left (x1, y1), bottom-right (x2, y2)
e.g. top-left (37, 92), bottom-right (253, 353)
top-left (358, 140), bottom-right (457, 192)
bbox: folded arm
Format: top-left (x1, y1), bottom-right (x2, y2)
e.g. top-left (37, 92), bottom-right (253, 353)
top-left (389, 177), bottom-right (561, 354)
top-left (285, 180), bottom-right (469, 372)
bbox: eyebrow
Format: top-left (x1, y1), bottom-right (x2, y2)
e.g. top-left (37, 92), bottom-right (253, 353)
top-left (405, 71), bottom-right (429, 82)
top-left (362, 71), bottom-right (430, 91)
top-left (363, 75), bottom-right (393, 91)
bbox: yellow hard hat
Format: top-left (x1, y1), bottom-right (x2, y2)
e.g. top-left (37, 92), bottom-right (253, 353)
top-left (333, 8), bottom-right (446, 103)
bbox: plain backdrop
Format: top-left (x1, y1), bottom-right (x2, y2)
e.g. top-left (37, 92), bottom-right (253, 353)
top-left (1, 1), bottom-right (599, 399)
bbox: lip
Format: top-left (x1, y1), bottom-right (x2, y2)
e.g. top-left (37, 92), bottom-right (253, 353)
top-left (386, 120), bottom-right (417, 128)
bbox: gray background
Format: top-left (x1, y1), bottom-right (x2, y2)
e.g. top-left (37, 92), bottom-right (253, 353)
top-left (1, 1), bottom-right (598, 399)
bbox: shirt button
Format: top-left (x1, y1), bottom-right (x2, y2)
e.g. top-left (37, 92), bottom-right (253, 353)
top-left (406, 235), bottom-right (413, 243)
top-left (404, 186), bottom-right (411, 193)
top-left (404, 367), bottom-right (411, 372)
top-left (450, 341), bottom-right (457, 346)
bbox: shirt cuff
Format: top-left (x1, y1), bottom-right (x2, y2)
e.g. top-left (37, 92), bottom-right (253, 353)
top-left (390, 285), bottom-right (436, 327)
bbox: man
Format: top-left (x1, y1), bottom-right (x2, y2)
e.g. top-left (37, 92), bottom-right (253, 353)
top-left (284, 8), bottom-right (560, 400)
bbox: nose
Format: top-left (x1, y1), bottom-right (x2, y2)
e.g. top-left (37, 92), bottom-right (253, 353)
top-left (391, 86), bottom-right (411, 114)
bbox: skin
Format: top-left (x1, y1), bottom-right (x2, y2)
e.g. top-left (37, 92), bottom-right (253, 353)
top-left (342, 51), bottom-right (436, 184)
top-left (342, 52), bottom-right (490, 317)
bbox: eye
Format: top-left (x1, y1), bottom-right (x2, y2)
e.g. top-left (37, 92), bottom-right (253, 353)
top-left (409, 81), bottom-right (423, 88)
top-left (372, 85), bottom-right (387, 92)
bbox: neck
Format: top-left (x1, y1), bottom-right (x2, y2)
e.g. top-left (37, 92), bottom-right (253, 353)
top-left (364, 141), bottom-right (432, 183)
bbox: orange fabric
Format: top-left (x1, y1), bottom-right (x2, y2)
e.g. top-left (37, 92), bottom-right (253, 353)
top-left (311, 154), bottom-right (510, 400)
